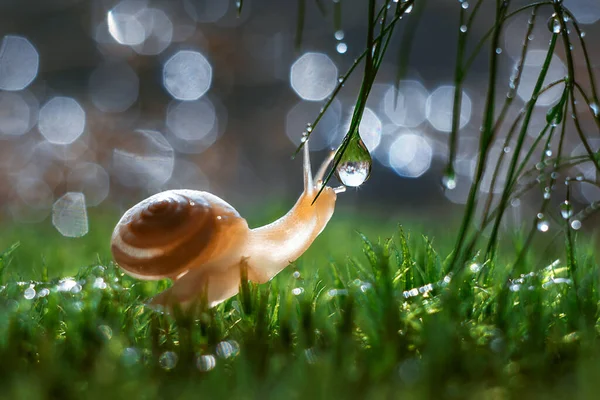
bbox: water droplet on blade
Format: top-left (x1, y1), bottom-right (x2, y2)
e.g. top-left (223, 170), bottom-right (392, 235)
top-left (547, 14), bottom-right (561, 34)
top-left (560, 201), bottom-right (573, 219)
top-left (334, 135), bottom-right (372, 187)
top-left (537, 214), bottom-right (549, 232)
top-left (590, 102), bottom-right (599, 118)
top-left (441, 170), bottom-right (456, 190)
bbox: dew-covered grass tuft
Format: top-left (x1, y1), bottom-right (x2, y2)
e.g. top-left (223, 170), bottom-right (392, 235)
top-left (1, 211), bottom-right (600, 399)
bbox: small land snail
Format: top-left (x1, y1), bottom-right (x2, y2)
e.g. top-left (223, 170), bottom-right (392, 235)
top-left (111, 138), bottom-right (345, 309)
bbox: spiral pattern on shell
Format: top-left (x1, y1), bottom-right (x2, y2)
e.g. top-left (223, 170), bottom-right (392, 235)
top-left (111, 190), bottom-right (246, 280)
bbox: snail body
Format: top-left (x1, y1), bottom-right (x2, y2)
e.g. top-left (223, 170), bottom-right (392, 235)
top-left (111, 138), bottom-right (342, 308)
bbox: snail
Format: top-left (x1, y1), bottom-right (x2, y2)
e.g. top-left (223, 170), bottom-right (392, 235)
top-left (110, 137), bottom-right (345, 309)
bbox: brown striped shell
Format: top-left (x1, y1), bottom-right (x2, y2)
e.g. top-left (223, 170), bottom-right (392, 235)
top-left (111, 190), bottom-right (250, 280)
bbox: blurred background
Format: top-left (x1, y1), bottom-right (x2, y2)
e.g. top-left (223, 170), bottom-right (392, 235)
top-left (0, 0), bottom-right (599, 239)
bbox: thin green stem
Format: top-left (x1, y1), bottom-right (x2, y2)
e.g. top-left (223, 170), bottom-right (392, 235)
top-left (485, 33), bottom-right (558, 259)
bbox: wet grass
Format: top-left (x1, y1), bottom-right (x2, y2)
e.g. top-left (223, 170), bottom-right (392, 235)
top-left (0, 211), bottom-right (599, 399)
top-left (1, 0), bottom-right (600, 398)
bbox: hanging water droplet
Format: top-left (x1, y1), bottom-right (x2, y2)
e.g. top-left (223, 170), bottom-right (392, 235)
top-left (460, 25), bottom-right (468, 33)
top-left (580, 31), bottom-right (586, 38)
top-left (547, 14), bottom-right (561, 34)
top-left (545, 149), bottom-right (553, 157)
top-left (590, 102), bottom-right (599, 117)
top-left (461, 1), bottom-right (469, 9)
top-left (546, 101), bottom-right (563, 126)
top-left (576, 173), bottom-right (584, 181)
top-left (334, 135), bottom-right (372, 187)
top-left (441, 170), bottom-right (457, 190)
top-left (570, 219), bottom-right (581, 230)
top-left (560, 200), bottom-right (573, 219)
top-left (405, 4), bottom-right (413, 13)
top-left (537, 213), bottom-right (549, 232)
top-left (334, 30), bottom-right (344, 40)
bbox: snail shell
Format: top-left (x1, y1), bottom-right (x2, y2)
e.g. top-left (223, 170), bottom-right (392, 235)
top-left (111, 190), bottom-right (249, 280)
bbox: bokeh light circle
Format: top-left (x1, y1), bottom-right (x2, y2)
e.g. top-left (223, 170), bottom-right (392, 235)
top-left (38, 97), bottom-right (86, 145)
top-left (0, 91), bottom-right (38, 137)
top-left (0, 35), bottom-right (39, 91)
top-left (383, 81), bottom-right (429, 128)
top-left (166, 98), bottom-right (216, 141)
top-left (132, 8), bottom-right (174, 56)
top-left (426, 86), bottom-right (472, 132)
top-left (388, 133), bottom-right (432, 178)
top-left (290, 52), bottom-right (337, 101)
top-left (517, 50), bottom-right (566, 106)
top-left (67, 163), bottom-right (110, 207)
top-left (163, 50), bottom-right (212, 100)
top-left (112, 129), bottom-right (175, 189)
top-left (107, 1), bottom-right (149, 46)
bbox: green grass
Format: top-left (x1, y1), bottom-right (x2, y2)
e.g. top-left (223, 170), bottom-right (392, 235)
top-left (2, 1), bottom-right (600, 398)
top-left (1, 209), bottom-right (599, 399)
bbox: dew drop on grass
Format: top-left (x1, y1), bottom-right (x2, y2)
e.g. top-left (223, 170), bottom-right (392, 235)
top-left (159, 351), bottom-right (178, 370)
top-left (196, 354), bottom-right (216, 371)
top-left (537, 214), bottom-right (549, 232)
top-left (570, 219), bottom-right (581, 230)
top-left (57, 278), bottom-right (77, 292)
top-left (93, 277), bottom-right (107, 289)
top-left (404, 4), bottom-right (413, 13)
top-left (590, 103), bottom-right (599, 117)
top-left (459, 25), bottom-right (467, 33)
top-left (360, 282), bottom-right (373, 292)
top-left (292, 271), bottom-right (301, 279)
top-left (469, 263), bottom-right (482, 273)
top-left (38, 288), bottom-right (49, 297)
top-left (24, 286), bottom-right (35, 300)
top-left (441, 171), bottom-right (457, 190)
top-left (560, 201), bottom-right (573, 219)
top-left (52, 192), bottom-right (88, 238)
top-left (548, 14), bottom-right (561, 34)
top-left (461, 2), bottom-right (469, 9)
top-left (292, 287), bottom-right (304, 295)
top-left (335, 135), bottom-right (372, 187)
